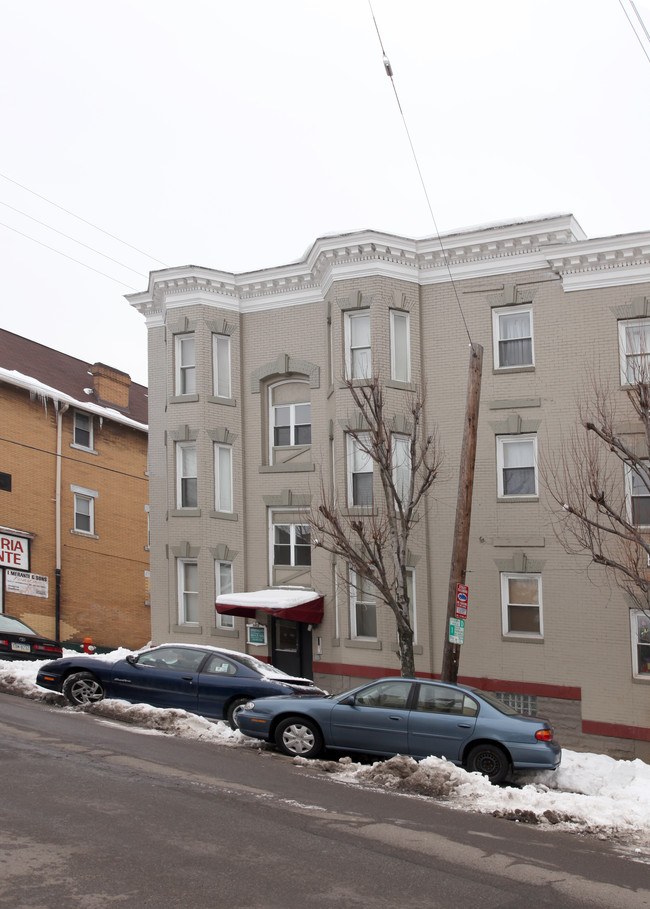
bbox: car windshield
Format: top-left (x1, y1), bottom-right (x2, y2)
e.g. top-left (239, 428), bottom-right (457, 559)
top-left (0, 615), bottom-right (38, 636)
top-left (472, 689), bottom-right (520, 715)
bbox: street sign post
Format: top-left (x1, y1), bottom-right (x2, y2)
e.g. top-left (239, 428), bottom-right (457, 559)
top-left (455, 583), bottom-right (468, 619)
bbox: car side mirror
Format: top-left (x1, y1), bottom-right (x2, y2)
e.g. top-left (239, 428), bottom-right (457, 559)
top-left (125, 654), bottom-right (138, 665)
top-left (339, 695), bottom-right (355, 706)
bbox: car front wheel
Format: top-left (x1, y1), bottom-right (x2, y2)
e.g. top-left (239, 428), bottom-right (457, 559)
top-left (466, 743), bottom-right (510, 784)
top-left (226, 697), bottom-right (250, 730)
top-left (63, 671), bottom-right (105, 706)
top-left (275, 716), bottom-right (324, 758)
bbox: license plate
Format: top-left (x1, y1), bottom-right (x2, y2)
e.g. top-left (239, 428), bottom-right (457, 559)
top-left (11, 642), bottom-right (30, 653)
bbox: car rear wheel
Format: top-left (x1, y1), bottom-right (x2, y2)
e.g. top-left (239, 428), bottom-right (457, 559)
top-left (226, 697), bottom-right (250, 730)
top-left (63, 671), bottom-right (105, 706)
top-left (466, 743), bottom-right (510, 784)
top-left (275, 716), bottom-right (323, 758)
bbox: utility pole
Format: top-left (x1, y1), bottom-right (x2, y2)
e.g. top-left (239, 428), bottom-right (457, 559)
top-left (441, 343), bottom-right (483, 684)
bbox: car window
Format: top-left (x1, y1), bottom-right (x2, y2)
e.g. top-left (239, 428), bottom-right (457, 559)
top-left (203, 655), bottom-right (238, 676)
top-left (138, 647), bottom-right (205, 672)
top-left (415, 684), bottom-right (478, 717)
top-left (0, 615), bottom-right (38, 636)
top-left (354, 680), bottom-right (412, 709)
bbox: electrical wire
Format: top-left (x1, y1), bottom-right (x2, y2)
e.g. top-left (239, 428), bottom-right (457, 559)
top-left (367, 1), bottom-right (474, 348)
top-left (0, 435), bottom-right (148, 482)
top-left (618, 0), bottom-right (650, 64)
top-left (0, 199), bottom-right (148, 278)
top-left (0, 171), bottom-right (168, 266)
top-left (0, 221), bottom-right (139, 290)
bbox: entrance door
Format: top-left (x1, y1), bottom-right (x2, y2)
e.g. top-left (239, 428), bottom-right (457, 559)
top-left (271, 618), bottom-right (313, 678)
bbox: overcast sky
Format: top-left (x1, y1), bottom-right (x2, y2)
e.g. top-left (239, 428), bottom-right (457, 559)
top-left (1, 0), bottom-right (649, 387)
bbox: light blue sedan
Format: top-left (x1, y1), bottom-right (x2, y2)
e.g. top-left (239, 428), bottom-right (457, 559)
top-left (237, 677), bottom-right (561, 784)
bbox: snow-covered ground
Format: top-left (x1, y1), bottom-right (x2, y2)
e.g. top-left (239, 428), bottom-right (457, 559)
top-left (2, 652), bottom-right (649, 861)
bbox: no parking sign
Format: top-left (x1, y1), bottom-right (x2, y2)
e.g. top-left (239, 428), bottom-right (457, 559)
top-left (455, 583), bottom-right (468, 619)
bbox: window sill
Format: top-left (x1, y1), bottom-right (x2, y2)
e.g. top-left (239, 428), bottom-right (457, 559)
top-left (70, 443), bottom-right (98, 455)
top-left (501, 633), bottom-right (544, 644)
top-left (169, 394), bottom-right (199, 404)
top-left (210, 510), bottom-right (238, 521)
top-left (497, 496), bottom-right (539, 504)
top-left (385, 379), bottom-right (416, 391)
top-left (260, 463), bottom-right (314, 474)
top-left (493, 365), bottom-right (535, 375)
top-left (172, 624), bottom-right (203, 634)
top-left (171, 508), bottom-right (201, 517)
top-left (343, 507), bottom-right (375, 517)
top-left (208, 395), bottom-right (236, 407)
top-left (70, 530), bottom-right (99, 539)
top-left (344, 638), bottom-right (382, 650)
top-left (211, 627), bottom-right (240, 639)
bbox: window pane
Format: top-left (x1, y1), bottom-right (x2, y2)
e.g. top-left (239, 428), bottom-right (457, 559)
top-left (219, 562), bottom-right (233, 595)
top-left (391, 312), bottom-right (409, 381)
top-left (75, 497), bottom-right (91, 532)
top-left (294, 403), bottom-right (310, 425)
top-left (508, 604), bottom-right (540, 633)
top-left (352, 348), bottom-right (371, 379)
top-left (503, 466), bottom-right (535, 495)
top-left (182, 445), bottom-right (197, 475)
top-left (350, 314), bottom-right (370, 348)
top-left (75, 413), bottom-right (91, 447)
top-left (508, 577), bottom-right (539, 606)
top-left (295, 424), bottom-right (311, 444)
top-left (503, 440), bottom-right (534, 468)
top-left (183, 562), bottom-right (199, 623)
top-left (352, 439), bottom-right (372, 472)
top-left (217, 446), bottom-right (232, 512)
top-left (214, 335), bottom-right (231, 398)
top-left (500, 311), bottom-right (530, 340)
top-left (499, 338), bottom-right (533, 368)
top-left (182, 478), bottom-right (198, 508)
top-left (356, 601), bottom-right (377, 638)
top-left (295, 525), bottom-right (310, 546)
top-left (353, 473), bottom-right (373, 506)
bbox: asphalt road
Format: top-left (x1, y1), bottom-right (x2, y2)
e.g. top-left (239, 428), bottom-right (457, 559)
top-left (1, 691), bottom-right (649, 909)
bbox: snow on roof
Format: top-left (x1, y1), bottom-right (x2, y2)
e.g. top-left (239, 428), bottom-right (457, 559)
top-left (0, 367), bottom-right (148, 432)
top-left (216, 588), bottom-right (321, 609)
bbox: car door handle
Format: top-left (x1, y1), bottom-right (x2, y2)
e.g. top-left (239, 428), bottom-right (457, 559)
top-left (388, 716), bottom-right (403, 722)
top-left (457, 723), bottom-right (472, 728)
top-left (182, 676), bottom-right (194, 682)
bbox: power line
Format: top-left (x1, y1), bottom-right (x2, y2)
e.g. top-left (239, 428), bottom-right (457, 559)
top-left (0, 199), bottom-right (148, 279)
top-left (367, 1), bottom-right (474, 348)
top-left (618, 0), bottom-right (650, 64)
top-left (0, 435), bottom-right (148, 482)
top-left (0, 171), bottom-right (168, 267)
top-left (0, 221), bottom-right (139, 290)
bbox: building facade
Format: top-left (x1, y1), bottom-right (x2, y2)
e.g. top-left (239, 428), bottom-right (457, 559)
top-left (129, 213), bottom-right (650, 758)
top-left (0, 330), bottom-right (150, 650)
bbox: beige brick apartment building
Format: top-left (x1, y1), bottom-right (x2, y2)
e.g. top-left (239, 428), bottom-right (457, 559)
top-left (129, 213), bottom-right (650, 758)
top-left (0, 330), bottom-right (150, 650)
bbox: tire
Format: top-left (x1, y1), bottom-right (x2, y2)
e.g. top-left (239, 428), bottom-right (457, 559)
top-left (274, 716), bottom-right (323, 759)
top-left (63, 671), bottom-right (106, 706)
top-left (226, 697), bottom-right (250, 730)
top-left (466, 743), bottom-right (510, 785)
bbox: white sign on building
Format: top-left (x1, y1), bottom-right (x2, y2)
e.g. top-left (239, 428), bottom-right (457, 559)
top-left (0, 532), bottom-right (30, 570)
top-left (5, 570), bottom-right (48, 598)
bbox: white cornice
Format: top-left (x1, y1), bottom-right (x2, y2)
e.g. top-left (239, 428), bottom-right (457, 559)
top-left (126, 215), bottom-right (650, 317)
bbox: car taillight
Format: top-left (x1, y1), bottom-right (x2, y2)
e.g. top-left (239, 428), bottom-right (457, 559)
top-left (33, 644), bottom-right (61, 653)
top-left (535, 728), bottom-right (554, 741)
top-left (0, 639), bottom-right (8, 646)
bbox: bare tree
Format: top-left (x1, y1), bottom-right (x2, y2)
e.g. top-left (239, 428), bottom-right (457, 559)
top-left (542, 361), bottom-right (650, 619)
top-left (311, 376), bottom-right (442, 677)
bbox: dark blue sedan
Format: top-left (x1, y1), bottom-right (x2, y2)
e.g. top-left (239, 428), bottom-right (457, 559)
top-left (237, 677), bottom-right (561, 784)
top-left (36, 643), bottom-right (325, 728)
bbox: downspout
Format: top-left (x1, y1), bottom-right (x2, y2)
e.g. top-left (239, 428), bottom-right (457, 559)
top-left (55, 403), bottom-right (69, 643)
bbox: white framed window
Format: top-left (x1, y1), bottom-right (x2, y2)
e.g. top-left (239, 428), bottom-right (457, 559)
top-left (71, 484), bottom-right (98, 535)
top-left (214, 443), bottom-right (233, 513)
top-left (178, 559), bottom-right (199, 624)
top-left (176, 442), bottom-right (198, 509)
top-left (347, 434), bottom-right (373, 507)
top-left (501, 572), bottom-right (543, 636)
top-left (213, 333), bottom-right (231, 398)
top-left (392, 435), bottom-right (411, 502)
top-left (272, 523), bottom-right (311, 567)
top-left (390, 310), bottom-right (411, 382)
top-left (215, 560), bottom-right (234, 629)
top-left (497, 435), bottom-right (537, 497)
top-left (619, 318), bottom-right (650, 385)
top-left (631, 610), bottom-right (650, 677)
top-left (625, 462), bottom-right (650, 527)
top-left (345, 311), bottom-right (371, 380)
top-left (350, 570), bottom-right (377, 639)
top-left (272, 402), bottom-right (311, 447)
top-left (175, 333), bottom-right (196, 396)
top-left (492, 306), bottom-right (534, 369)
top-left (73, 411), bottom-right (93, 449)
top-left (406, 567), bottom-right (416, 641)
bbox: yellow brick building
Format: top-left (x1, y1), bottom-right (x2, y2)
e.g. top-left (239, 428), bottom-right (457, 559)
top-left (0, 330), bottom-right (150, 650)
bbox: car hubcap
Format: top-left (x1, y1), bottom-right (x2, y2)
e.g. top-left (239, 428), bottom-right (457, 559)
top-left (476, 752), bottom-right (499, 777)
top-left (72, 680), bottom-right (103, 703)
top-left (282, 724), bottom-right (315, 755)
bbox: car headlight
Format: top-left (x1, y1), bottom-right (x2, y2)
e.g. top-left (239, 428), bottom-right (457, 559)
top-left (244, 701), bottom-right (255, 710)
